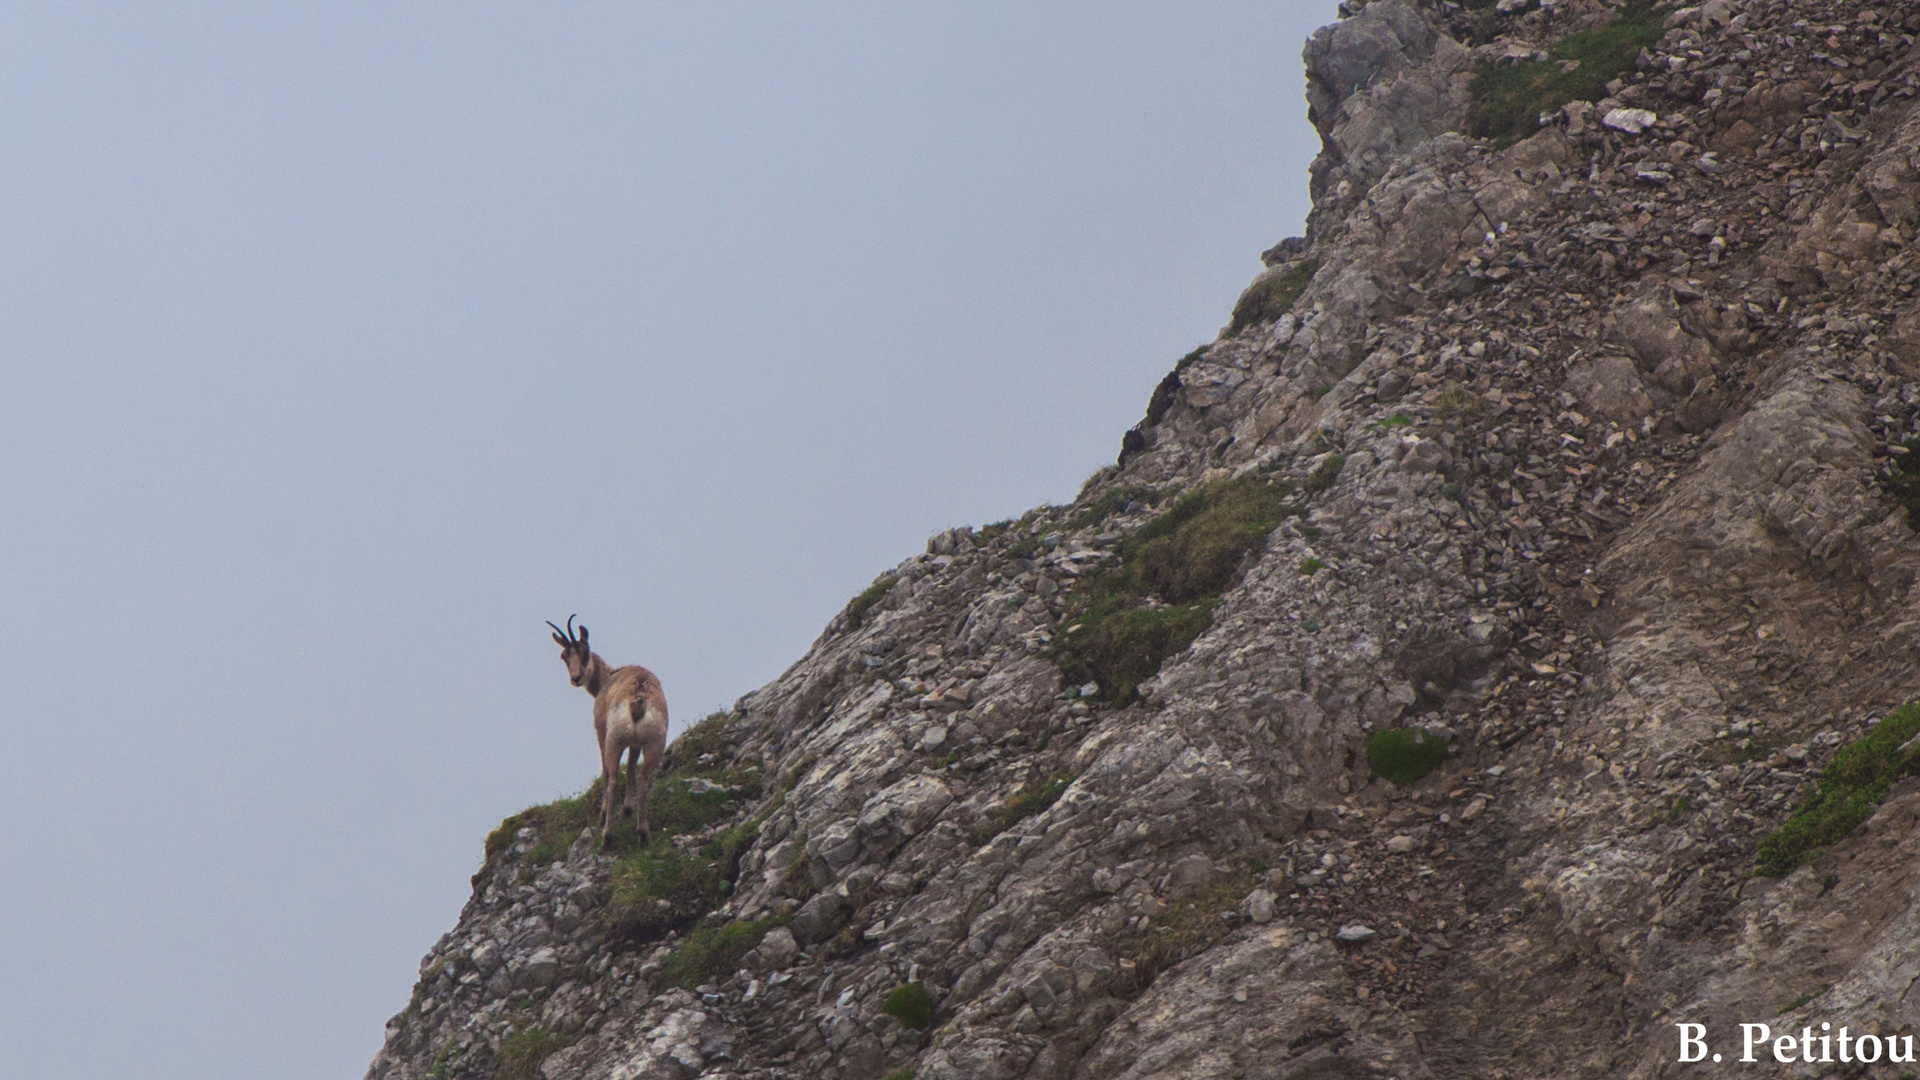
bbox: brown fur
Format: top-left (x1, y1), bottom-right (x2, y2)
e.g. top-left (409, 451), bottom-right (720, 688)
top-left (551, 620), bottom-right (669, 843)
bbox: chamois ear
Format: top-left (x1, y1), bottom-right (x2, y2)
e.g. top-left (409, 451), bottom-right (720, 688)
top-left (577, 624), bottom-right (589, 648)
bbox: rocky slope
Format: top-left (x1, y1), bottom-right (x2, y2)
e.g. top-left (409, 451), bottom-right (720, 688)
top-left (367, 1), bottom-right (1920, 1077)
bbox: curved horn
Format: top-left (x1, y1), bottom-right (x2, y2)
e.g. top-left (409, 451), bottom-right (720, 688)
top-left (547, 619), bottom-right (568, 642)
top-left (566, 614), bottom-right (579, 642)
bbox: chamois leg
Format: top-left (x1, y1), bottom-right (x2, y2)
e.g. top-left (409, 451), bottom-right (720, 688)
top-left (624, 746), bottom-right (642, 832)
top-left (599, 744), bottom-right (624, 844)
top-left (632, 741), bottom-right (662, 844)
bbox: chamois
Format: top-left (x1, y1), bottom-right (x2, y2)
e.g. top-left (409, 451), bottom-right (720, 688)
top-left (548, 615), bottom-right (669, 843)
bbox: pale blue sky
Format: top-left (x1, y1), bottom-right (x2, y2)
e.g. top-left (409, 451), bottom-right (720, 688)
top-left (0, 3), bottom-right (1342, 1076)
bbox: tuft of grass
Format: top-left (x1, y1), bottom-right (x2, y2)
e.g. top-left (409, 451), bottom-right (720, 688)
top-left (1306, 454), bottom-right (1345, 493)
top-left (881, 982), bottom-right (936, 1030)
top-left (655, 917), bottom-right (786, 990)
top-left (496, 1026), bottom-right (567, 1080)
top-left (1145, 347), bottom-right (1209, 427)
top-left (1468, 4), bottom-right (1667, 145)
top-left (1298, 557), bottom-right (1328, 576)
top-left (1753, 702), bottom-right (1920, 877)
top-left (1054, 475), bottom-right (1297, 702)
top-left (1227, 260), bottom-right (1319, 337)
top-left (882, 1071), bottom-right (917, 1080)
top-left (662, 710), bottom-right (739, 774)
top-left (1068, 485), bottom-right (1159, 531)
top-left (1880, 439), bottom-right (1920, 530)
top-left (606, 814), bottom-right (762, 943)
top-left (1123, 873), bottom-right (1257, 991)
top-left (847, 573), bottom-right (901, 628)
top-left (1434, 381), bottom-right (1481, 416)
top-left (485, 782), bottom-right (602, 862)
top-left (1366, 728), bottom-right (1449, 785)
top-left (971, 774), bottom-right (1076, 844)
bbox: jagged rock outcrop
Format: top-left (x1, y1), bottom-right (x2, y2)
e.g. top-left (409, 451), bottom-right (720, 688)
top-left (368, 1), bottom-right (1920, 1077)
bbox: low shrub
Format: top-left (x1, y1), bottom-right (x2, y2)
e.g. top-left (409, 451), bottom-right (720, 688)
top-left (1754, 702), bottom-right (1920, 877)
top-left (1879, 439), bottom-right (1920, 529)
top-left (496, 1026), bottom-right (567, 1080)
top-left (1366, 727), bottom-right (1449, 785)
top-left (1227, 260), bottom-right (1319, 337)
top-left (847, 573), bottom-right (901, 628)
top-left (1144, 347), bottom-right (1209, 427)
top-left (882, 982), bottom-right (936, 1030)
top-left (607, 814), bottom-right (761, 943)
top-left (1305, 454), bottom-right (1345, 493)
top-left (1054, 475), bottom-right (1298, 702)
top-left (1468, 4), bottom-right (1666, 144)
top-left (655, 917), bottom-right (785, 990)
top-left (1122, 873), bottom-right (1257, 991)
top-left (1067, 485), bottom-right (1159, 531)
top-left (971, 774), bottom-right (1076, 844)
top-left (485, 782), bottom-right (602, 861)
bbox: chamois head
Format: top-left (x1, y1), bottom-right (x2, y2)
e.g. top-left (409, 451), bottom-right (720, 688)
top-left (548, 614), bottom-right (593, 687)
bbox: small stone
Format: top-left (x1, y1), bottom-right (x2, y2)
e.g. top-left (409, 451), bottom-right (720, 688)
top-left (755, 927), bottom-right (800, 969)
top-left (1336, 924), bottom-right (1377, 943)
top-left (1602, 107), bottom-right (1658, 134)
top-left (516, 947), bottom-right (561, 989)
top-left (1385, 834), bottom-right (1416, 854)
top-left (1244, 888), bottom-right (1277, 924)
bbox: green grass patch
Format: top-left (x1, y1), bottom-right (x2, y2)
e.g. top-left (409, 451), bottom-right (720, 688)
top-left (1067, 485), bottom-right (1159, 531)
top-left (1366, 728), bottom-right (1449, 785)
top-left (487, 710), bottom-right (758, 865)
top-left (1054, 475), bottom-right (1297, 702)
top-left (1306, 454), bottom-right (1345, 493)
top-left (882, 982), bottom-right (936, 1030)
top-left (1227, 260), bottom-right (1319, 337)
top-left (485, 782), bottom-right (602, 861)
top-left (607, 814), bottom-right (762, 943)
top-left (662, 710), bottom-right (739, 773)
top-left (847, 573), bottom-right (901, 628)
top-left (497, 1026), bottom-right (567, 1080)
top-left (1298, 557), bottom-right (1328, 576)
top-left (1468, 4), bottom-right (1667, 144)
top-left (882, 1071), bottom-right (917, 1080)
top-left (1880, 439), bottom-right (1920, 530)
top-left (655, 917), bottom-right (786, 990)
top-left (1145, 347), bottom-right (1209, 427)
top-left (1753, 702), bottom-right (1920, 877)
top-left (971, 774), bottom-right (1077, 844)
top-left (1123, 873), bottom-right (1258, 991)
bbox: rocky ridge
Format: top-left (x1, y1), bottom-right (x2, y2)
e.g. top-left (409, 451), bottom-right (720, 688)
top-left (368, 1), bottom-right (1920, 1077)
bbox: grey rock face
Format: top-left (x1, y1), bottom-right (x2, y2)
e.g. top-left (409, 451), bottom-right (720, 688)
top-left (368, 3), bottom-right (1920, 1079)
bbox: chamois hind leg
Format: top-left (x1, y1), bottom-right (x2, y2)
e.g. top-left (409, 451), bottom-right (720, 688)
top-left (624, 745), bottom-right (642, 831)
top-left (632, 722), bottom-right (665, 845)
top-left (599, 741), bottom-right (625, 844)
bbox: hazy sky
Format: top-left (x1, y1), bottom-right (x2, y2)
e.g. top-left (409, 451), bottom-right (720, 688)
top-left (0, 3), bottom-right (1342, 1077)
